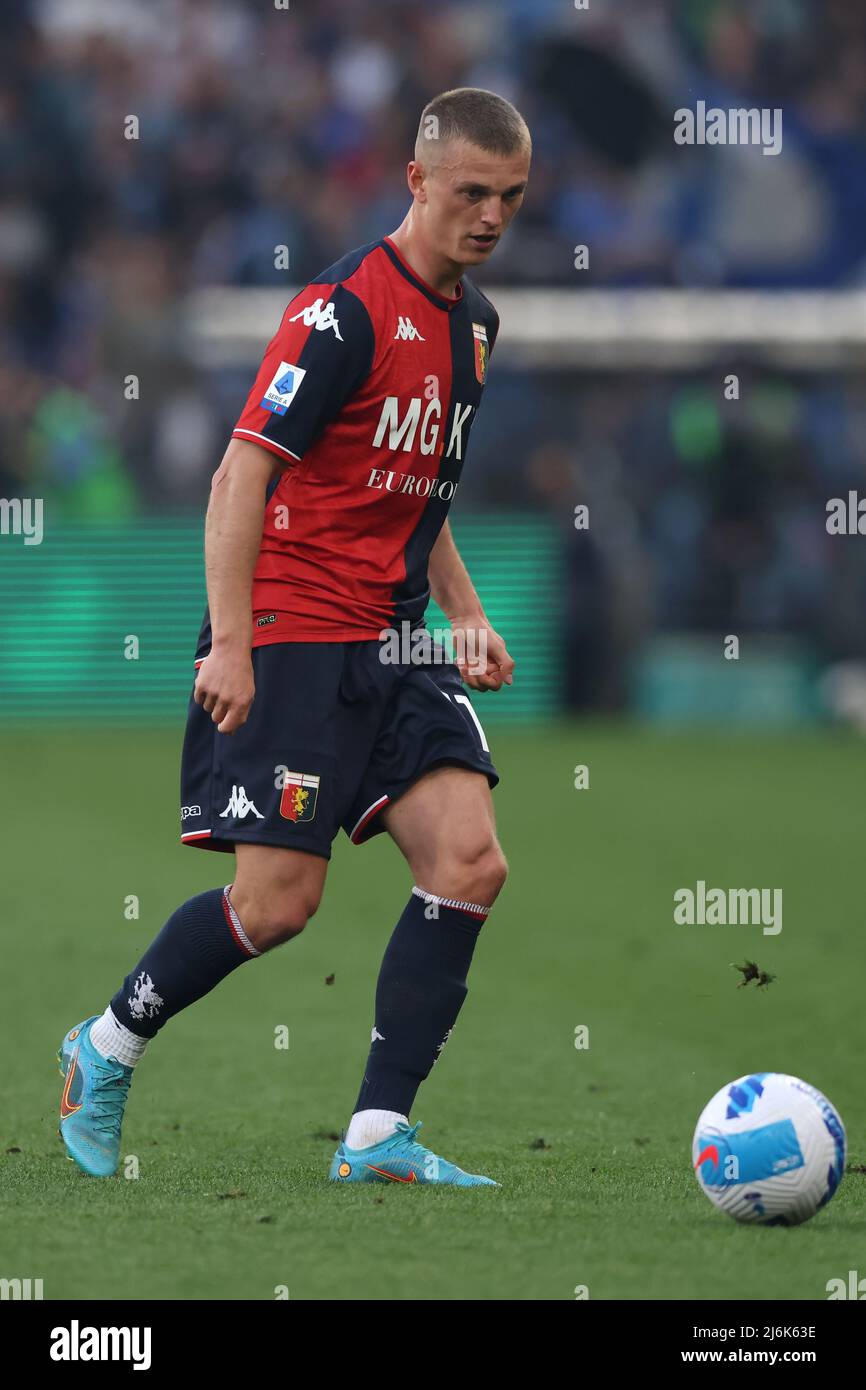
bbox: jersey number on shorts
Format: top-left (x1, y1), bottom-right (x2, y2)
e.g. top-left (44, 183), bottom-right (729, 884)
top-left (448, 691), bottom-right (490, 753)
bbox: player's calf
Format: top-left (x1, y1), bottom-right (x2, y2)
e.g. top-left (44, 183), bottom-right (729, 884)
top-left (59, 850), bottom-right (326, 1175)
top-left (342, 884), bottom-right (494, 1151)
top-left (58, 883), bottom-right (262, 1171)
top-left (339, 769), bottom-right (506, 1159)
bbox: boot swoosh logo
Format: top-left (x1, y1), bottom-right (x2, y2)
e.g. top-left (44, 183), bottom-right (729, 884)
top-left (365, 1163), bottom-right (418, 1184)
top-left (60, 1051), bottom-right (83, 1119)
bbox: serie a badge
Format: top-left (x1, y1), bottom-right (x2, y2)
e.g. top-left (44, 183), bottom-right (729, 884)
top-left (472, 322), bottom-right (489, 384)
top-left (279, 770), bottom-right (320, 822)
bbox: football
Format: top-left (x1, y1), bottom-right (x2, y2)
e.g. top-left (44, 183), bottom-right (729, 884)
top-left (692, 1073), bottom-right (846, 1225)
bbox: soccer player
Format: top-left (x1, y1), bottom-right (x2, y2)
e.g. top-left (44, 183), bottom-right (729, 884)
top-left (58, 88), bottom-right (531, 1186)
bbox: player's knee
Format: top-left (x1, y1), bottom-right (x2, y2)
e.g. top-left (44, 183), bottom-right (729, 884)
top-left (251, 893), bottom-right (321, 950)
top-left (474, 841), bottom-right (508, 905)
top-left (232, 884), bottom-right (323, 951)
top-left (433, 836), bottom-right (508, 909)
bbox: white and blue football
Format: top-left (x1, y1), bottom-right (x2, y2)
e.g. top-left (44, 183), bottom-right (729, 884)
top-left (692, 1073), bottom-right (846, 1225)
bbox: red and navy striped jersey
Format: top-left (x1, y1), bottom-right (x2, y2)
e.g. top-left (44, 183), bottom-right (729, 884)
top-left (198, 235), bottom-right (499, 650)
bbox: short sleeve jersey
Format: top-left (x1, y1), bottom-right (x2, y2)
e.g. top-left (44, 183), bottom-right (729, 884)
top-left (199, 236), bottom-right (499, 650)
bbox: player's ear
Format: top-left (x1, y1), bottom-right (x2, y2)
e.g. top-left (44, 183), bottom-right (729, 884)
top-left (407, 160), bottom-right (427, 201)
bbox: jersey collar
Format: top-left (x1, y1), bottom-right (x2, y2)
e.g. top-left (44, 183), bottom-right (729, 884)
top-left (380, 236), bottom-right (464, 311)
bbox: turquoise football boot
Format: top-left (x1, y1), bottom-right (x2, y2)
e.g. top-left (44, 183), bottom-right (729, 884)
top-left (329, 1120), bottom-right (497, 1186)
top-left (57, 1016), bottom-right (133, 1177)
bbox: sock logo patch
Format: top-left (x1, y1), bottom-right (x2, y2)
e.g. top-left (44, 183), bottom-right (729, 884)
top-left (279, 770), bottom-right (320, 823)
top-left (371, 1027), bottom-right (386, 1043)
top-left (128, 971), bottom-right (164, 1021)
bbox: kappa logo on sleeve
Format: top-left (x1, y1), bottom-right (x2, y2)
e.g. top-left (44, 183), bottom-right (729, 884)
top-left (261, 361), bottom-right (307, 416)
top-left (289, 297), bottom-right (343, 339)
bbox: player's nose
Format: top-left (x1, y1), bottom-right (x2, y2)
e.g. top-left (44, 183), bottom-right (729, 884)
top-left (477, 195), bottom-right (502, 222)
top-left (484, 219), bottom-right (501, 231)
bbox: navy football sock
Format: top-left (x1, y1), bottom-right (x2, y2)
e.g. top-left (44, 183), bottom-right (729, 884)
top-left (352, 887), bottom-right (488, 1119)
top-left (109, 887), bottom-right (259, 1039)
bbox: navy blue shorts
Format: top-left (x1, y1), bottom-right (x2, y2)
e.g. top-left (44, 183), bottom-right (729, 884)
top-left (179, 640), bottom-right (499, 860)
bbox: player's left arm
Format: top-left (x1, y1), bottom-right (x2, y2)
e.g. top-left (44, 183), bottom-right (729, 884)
top-left (428, 521), bottom-right (514, 692)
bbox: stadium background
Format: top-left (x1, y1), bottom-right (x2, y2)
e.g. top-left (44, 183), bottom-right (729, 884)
top-left (3, 0), bottom-right (866, 1302)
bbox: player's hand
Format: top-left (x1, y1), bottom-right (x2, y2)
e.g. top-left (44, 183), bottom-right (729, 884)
top-left (194, 644), bottom-right (255, 734)
top-left (451, 617), bottom-right (515, 692)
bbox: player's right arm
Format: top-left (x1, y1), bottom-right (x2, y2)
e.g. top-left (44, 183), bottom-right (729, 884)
top-left (194, 438), bottom-right (279, 734)
top-left (195, 280), bottom-right (374, 734)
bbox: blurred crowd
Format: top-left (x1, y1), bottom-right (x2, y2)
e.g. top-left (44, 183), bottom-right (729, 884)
top-left (2, 0), bottom-right (866, 689)
top-left (503, 367), bottom-right (866, 703)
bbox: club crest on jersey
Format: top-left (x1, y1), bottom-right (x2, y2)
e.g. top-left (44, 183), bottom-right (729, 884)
top-left (261, 360), bottom-right (306, 416)
top-left (279, 770), bottom-right (320, 823)
top-left (472, 322), bottom-right (489, 384)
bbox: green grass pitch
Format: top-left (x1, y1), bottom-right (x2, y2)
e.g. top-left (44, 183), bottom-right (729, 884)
top-left (1, 721), bottom-right (863, 1300)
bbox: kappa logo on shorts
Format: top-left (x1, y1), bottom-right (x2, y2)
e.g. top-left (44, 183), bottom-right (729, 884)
top-left (279, 770), bottom-right (320, 823)
top-left (219, 785), bottom-right (265, 820)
